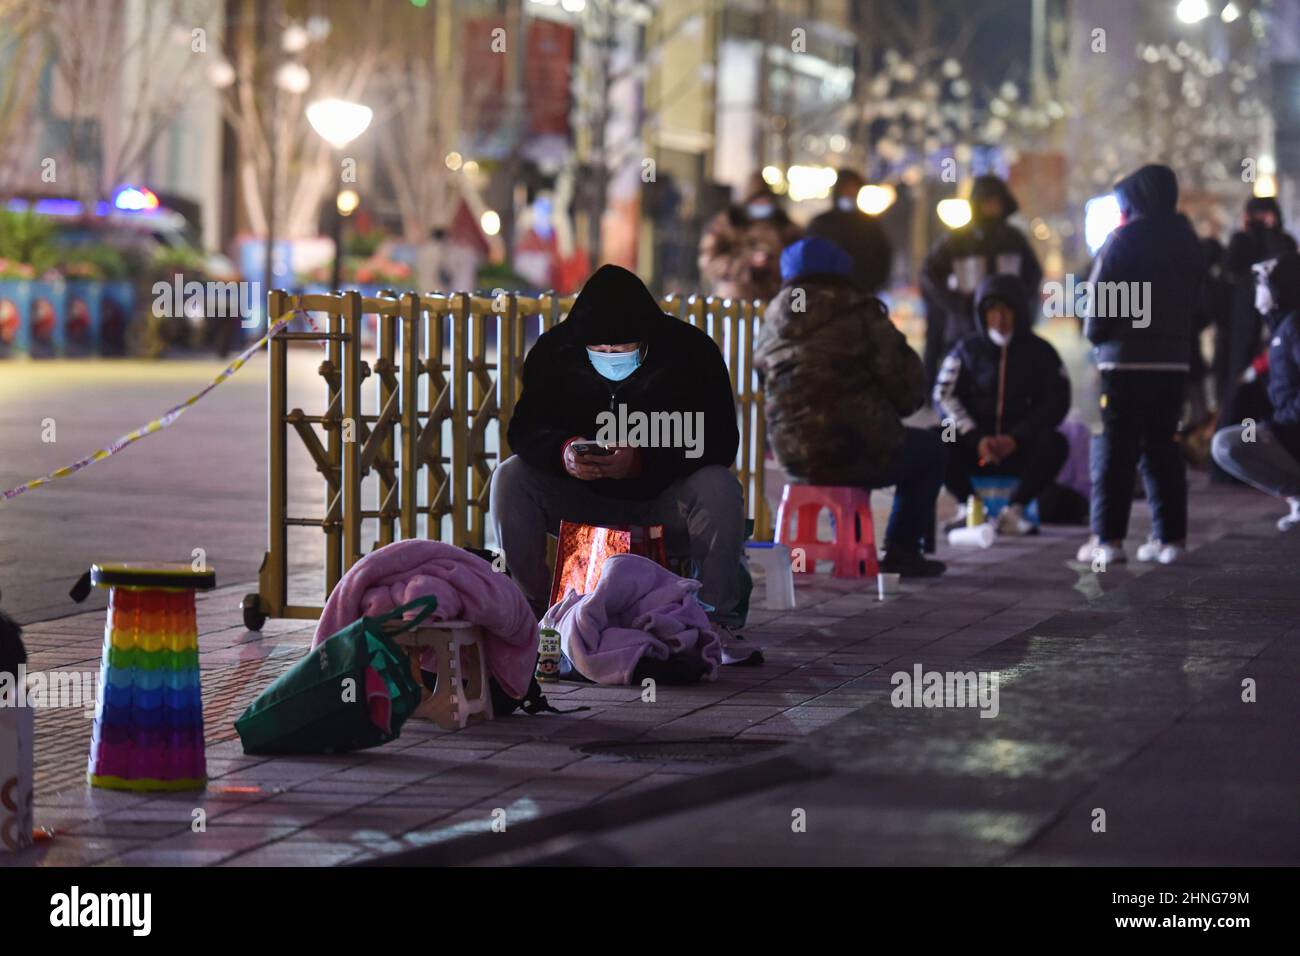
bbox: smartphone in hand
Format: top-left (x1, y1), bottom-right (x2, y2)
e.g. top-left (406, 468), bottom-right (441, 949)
top-left (571, 442), bottom-right (615, 457)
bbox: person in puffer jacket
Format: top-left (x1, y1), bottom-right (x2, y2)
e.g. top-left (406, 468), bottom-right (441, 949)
top-left (933, 274), bottom-right (1071, 535)
top-left (1212, 250), bottom-right (1300, 532)
top-left (1078, 163), bottom-right (1206, 567)
top-left (755, 236), bottom-right (947, 577)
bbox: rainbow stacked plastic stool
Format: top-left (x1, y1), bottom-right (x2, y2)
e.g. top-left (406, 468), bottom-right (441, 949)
top-left (775, 484), bottom-right (879, 579)
top-left (81, 563), bottom-right (215, 791)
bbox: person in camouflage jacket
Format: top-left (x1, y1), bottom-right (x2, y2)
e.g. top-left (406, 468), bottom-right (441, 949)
top-left (754, 237), bottom-right (947, 576)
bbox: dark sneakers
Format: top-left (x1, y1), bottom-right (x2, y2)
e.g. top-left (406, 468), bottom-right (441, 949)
top-left (879, 549), bottom-right (947, 578)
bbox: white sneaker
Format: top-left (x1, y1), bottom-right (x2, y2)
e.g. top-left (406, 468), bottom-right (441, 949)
top-left (995, 503), bottom-right (1037, 536)
top-left (1136, 538), bottom-right (1184, 564)
top-left (1279, 498), bottom-right (1300, 532)
top-left (1076, 536), bottom-right (1126, 565)
top-left (715, 625), bottom-right (764, 666)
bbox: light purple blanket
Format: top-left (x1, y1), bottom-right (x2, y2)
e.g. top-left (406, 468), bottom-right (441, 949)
top-left (312, 540), bottom-right (537, 700)
top-left (542, 553), bottom-right (722, 685)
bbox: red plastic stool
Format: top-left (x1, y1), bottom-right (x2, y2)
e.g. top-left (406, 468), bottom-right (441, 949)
top-left (775, 484), bottom-right (879, 578)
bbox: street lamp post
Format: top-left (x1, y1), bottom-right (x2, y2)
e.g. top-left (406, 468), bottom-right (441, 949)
top-left (306, 98), bottom-right (374, 291)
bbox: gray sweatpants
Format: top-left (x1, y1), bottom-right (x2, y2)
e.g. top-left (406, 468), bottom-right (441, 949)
top-left (489, 455), bottom-right (745, 625)
top-left (1212, 423), bottom-right (1300, 498)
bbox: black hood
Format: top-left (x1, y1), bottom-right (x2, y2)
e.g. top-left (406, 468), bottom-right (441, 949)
top-left (1269, 250), bottom-right (1300, 316)
top-left (564, 264), bottom-right (665, 345)
top-left (970, 175), bottom-right (1019, 221)
top-left (1115, 164), bottom-right (1179, 219)
top-left (1246, 196), bottom-right (1284, 228)
top-left (973, 273), bottom-right (1032, 335)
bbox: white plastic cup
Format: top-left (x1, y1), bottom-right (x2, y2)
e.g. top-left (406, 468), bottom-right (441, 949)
top-left (876, 572), bottom-right (900, 600)
top-left (947, 523), bottom-right (996, 549)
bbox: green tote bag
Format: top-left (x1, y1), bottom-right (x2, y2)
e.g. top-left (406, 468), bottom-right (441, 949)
top-left (234, 595), bottom-right (436, 755)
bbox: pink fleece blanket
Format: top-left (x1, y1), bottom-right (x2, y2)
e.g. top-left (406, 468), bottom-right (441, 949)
top-left (312, 540), bottom-right (537, 700)
top-left (542, 553), bottom-right (722, 686)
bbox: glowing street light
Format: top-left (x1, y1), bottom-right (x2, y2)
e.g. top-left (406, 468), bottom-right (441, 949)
top-left (480, 210), bottom-right (502, 236)
top-left (1254, 174), bottom-right (1278, 199)
top-left (1175, 0), bottom-right (1210, 24)
top-left (336, 189), bottom-right (360, 216)
top-left (857, 184), bottom-right (897, 216)
top-left (937, 198), bottom-right (972, 229)
top-left (306, 99), bottom-right (373, 290)
top-left (306, 98), bottom-right (374, 149)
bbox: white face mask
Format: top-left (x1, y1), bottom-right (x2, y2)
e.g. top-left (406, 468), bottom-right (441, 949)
top-left (988, 328), bottom-right (1013, 347)
top-left (1254, 258), bottom-right (1278, 314)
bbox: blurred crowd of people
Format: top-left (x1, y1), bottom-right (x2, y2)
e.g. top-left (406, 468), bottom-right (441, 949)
top-left (487, 162), bottom-right (1300, 664)
top-left (693, 162), bottom-right (1300, 562)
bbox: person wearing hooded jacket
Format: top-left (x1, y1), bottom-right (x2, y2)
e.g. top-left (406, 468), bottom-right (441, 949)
top-left (920, 175), bottom-right (1043, 386)
top-left (933, 274), bottom-right (1071, 536)
top-left (1078, 164), bottom-right (1207, 566)
top-left (806, 168), bottom-right (894, 294)
top-left (1212, 250), bottom-right (1300, 532)
top-left (491, 264), bottom-right (760, 665)
top-left (698, 173), bottom-right (802, 303)
top-left (1210, 197), bottom-right (1298, 483)
top-left (755, 237), bottom-right (946, 577)
top-left (1220, 197), bottom-right (1297, 402)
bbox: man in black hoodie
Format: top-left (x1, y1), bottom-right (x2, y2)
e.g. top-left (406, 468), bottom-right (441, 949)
top-left (806, 168), bottom-right (894, 294)
top-left (934, 274), bottom-right (1071, 535)
top-left (921, 175), bottom-right (1043, 385)
top-left (1211, 197), bottom-right (1298, 483)
top-left (492, 265), bottom-right (757, 663)
top-left (1078, 164), bottom-right (1206, 566)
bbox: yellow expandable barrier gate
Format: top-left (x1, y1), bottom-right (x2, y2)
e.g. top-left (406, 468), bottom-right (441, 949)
top-left (242, 288), bottom-right (769, 630)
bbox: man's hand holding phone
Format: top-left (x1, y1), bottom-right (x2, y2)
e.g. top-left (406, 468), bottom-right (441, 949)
top-left (563, 440), bottom-right (637, 480)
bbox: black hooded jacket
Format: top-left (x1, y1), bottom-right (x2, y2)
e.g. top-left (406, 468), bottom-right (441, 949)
top-left (1223, 196), bottom-right (1298, 381)
top-left (933, 273), bottom-right (1070, 451)
top-left (1085, 164), bottom-right (1206, 368)
top-left (806, 203), bottom-right (894, 294)
top-left (506, 265), bottom-right (740, 500)
top-left (921, 176), bottom-right (1043, 348)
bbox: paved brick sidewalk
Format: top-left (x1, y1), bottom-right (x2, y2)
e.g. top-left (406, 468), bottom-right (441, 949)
top-left (4, 477), bottom-right (1287, 866)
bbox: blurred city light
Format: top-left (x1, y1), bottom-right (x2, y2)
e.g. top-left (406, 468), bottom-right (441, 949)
top-left (1254, 173), bottom-right (1278, 198)
top-left (785, 165), bottom-right (837, 202)
top-left (305, 98), bottom-right (373, 149)
top-left (1085, 193), bottom-right (1123, 253)
top-left (275, 62), bottom-right (311, 95)
top-left (445, 152), bottom-right (464, 171)
top-left (936, 198), bottom-right (972, 229)
top-left (1221, 2), bottom-right (1241, 22)
top-left (1175, 0), bottom-right (1211, 24)
top-left (761, 165), bottom-right (784, 186)
top-left (206, 59), bottom-right (235, 89)
top-left (281, 23), bottom-right (310, 53)
top-left (336, 189), bottom-right (360, 216)
top-left (112, 185), bottom-right (160, 212)
top-left (480, 210), bottom-right (502, 236)
top-left (857, 184), bottom-right (897, 216)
